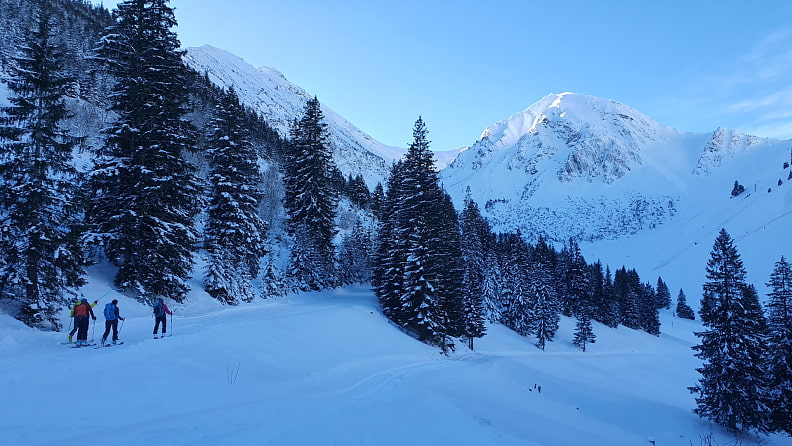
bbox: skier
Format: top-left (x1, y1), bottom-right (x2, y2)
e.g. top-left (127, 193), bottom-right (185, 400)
top-left (68, 298), bottom-right (97, 343)
top-left (100, 299), bottom-right (125, 346)
top-left (152, 298), bottom-right (172, 338)
top-left (73, 298), bottom-right (96, 346)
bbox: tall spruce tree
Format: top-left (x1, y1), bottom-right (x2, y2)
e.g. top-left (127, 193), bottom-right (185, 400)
top-left (639, 282), bottom-right (661, 336)
top-left (203, 87), bottom-right (267, 304)
top-left (283, 97), bottom-right (337, 291)
top-left (372, 161), bottom-right (407, 322)
top-left (459, 190), bottom-right (487, 349)
top-left (529, 261), bottom-right (560, 351)
top-left (690, 229), bottom-right (769, 433)
top-left (337, 220), bottom-right (373, 285)
top-left (374, 118), bottom-right (463, 350)
top-left (765, 256), bottom-right (792, 434)
top-left (655, 277), bottom-right (671, 309)
top-left (572, 308), bottom-right (595, 352)
top-left (87, 0), bottom-right (200, 303)
top-left (396, 118), bottom-right (451, 347)
top-left (675, 289), bottom-right (695, 320)
top-left (0, 2), bottom-right (85, 329)
top-left (560, 239), bottom-right (589, 318)
top-left (500, 232), bottom-right (533, 336)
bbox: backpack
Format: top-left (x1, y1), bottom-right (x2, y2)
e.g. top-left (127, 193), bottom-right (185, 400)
top-left (104, 302), bottom-right (116, 320)
top-left (74, 302), bottom-right (89, 317)
top-left (153, 302), bottom-right (164, 317)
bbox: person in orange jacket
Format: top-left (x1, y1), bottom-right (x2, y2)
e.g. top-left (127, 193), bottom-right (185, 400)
top-left (68, 298), bottom-right (97, 343)
top-left (73, 298), bottom-right (96, 347)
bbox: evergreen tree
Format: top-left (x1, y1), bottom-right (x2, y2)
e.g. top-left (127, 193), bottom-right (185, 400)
top-left (765, 256), bottom-right (792, 434)
top-left (260, 256), bottom-right (286, 299)
top-left (372, 161), bottom-right (406, 322)
top-left (529, 262), bottom-right (560, 351)
top-left (639, 282), bottom-right (661, 335)
top-left (370, 182), bottom-right (385, 220)
top-left (655, 276), bottom-right (671, 309)
top-left (396, 118), bottom-right (456, 347)
top-left (675, 289), bottom-right (695, 320)
top-left (572, 308), bottom-right (595, 352)
top-left (430, 191), bottom-right (465, 342)
top-left (481, 247), bottom-right (504, 323)
top-left (203, 87), bottom-right (267, 304)
top-left (0, 2), bottom-right (86, 329)
top-left (459, 190), bottom-right (487, 349)
top-left (87, 0), bottom-right (200, 303)
top-left (337, 220), bottom-right (373, 285)
top-left (374, 118), bottom-right (463, 350)
top-left (614, 267), bottom-right (641, 329)
top-left (560, 239), bottom-right (589, 318)
top-left (600, 265), bottom-right (620, 328)
top-left (282, 97), bottom-right (338, 290)
top-left (500, 232), bottom-right (533, 336)
top-left (690, 229), bottom-right (769, 433)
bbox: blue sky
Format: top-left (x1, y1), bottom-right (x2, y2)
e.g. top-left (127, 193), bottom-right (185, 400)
top-left (105, 0), bottom-right (792, 150)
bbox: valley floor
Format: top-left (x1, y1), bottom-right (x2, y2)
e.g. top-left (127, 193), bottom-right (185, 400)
top-left (1, 285), bottom-right (789, 446)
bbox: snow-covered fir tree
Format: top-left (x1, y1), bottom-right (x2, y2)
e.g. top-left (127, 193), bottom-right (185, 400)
top-left (374, 118), bottom-right (464, 350)
top-left (655, 277), bottom-right (671, 309)
top-left (337, 220), bottom-right (373, 285)
top-left (528, 261), bottom-right (560, 351)
top-left (283, 96), bottom-right (338, 291)
top-left (459, 190), bottom-right (488, 349)
top-left (86, 0), bottom-right (200, 303)
top-left (572, 307), bottom-right (595, 352)
top-left (372, 161), bottom-right (406, 322)
top-left (203, 87), bottom-right (267, 304)
top-left (599, 265), bottom-right (620, 328)
top-left (0, 2), bottom-right (86, 329)
top-left (559, 239), bottom-right (589, 318)
top-left (690, 229), bottom-right (769, 433)
top-left (675, 289), bottom-right (695, 320)
top-left (639, 282), bottom-right (661, 336)
top-left (499, 232), bottom-right (534, 336)
top-left (432, 191), bottom-right (465, 342)
top-left (764, 255), bottom-right (792, 434)
top-left (260, 255), bottom-right (286, 299)
top-left (614, 267), bottom-right (641, 329)
top-left (481, 248), bottom-right (504, 323)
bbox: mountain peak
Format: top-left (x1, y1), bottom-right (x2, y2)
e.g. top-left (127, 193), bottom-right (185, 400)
top-left (477, 93), bottom-right (663, 151)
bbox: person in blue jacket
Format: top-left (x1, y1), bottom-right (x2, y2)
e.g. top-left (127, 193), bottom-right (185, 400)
top-left (101, 299), bottom-right (125, 345)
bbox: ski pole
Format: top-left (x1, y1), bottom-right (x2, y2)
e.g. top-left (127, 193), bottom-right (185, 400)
top-left (170, 311), bottom-right (173, 337)
top-left (95, 290), bottom-right (111, 303)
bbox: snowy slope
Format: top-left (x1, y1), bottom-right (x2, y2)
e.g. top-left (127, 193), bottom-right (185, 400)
top-left (183, 45), bottom-right (403, 187)
top-left (3, 279), bottom-right (789, 446)
top-left (441, 92), bottom-right (792, 298)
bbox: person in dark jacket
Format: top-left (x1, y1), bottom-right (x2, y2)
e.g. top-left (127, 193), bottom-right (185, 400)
top-left (100, 299), bottom-right (125, 345)
top-left (73, 298), bottom-right (96, 347)
top-left (153, 297), bottom-right (173, 338)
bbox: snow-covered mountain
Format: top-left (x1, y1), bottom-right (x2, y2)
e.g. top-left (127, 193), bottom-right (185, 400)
top-left (183, 45), bottom-right (403, 188)
top-left (441, 92), bottom-right (792, 296)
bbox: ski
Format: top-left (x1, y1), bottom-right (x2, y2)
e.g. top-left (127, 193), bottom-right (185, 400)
top-left (95, 342), bottom-right (124, 349)
top-left (71, 343), bottom-right (96, 348)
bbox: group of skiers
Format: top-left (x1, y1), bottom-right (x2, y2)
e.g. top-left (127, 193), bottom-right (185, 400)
top-left (68, 297), bottom-right (172, 347)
